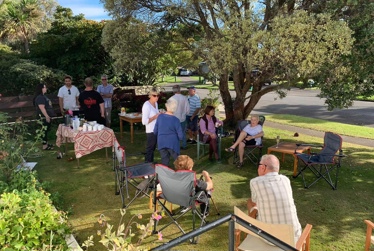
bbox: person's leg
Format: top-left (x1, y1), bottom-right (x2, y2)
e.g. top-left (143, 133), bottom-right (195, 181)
top-left (169, 149), bottom-right (179, 163)
top-left (227, 131), bottom-right (247, 150)
top-left (190, 116), bottom-right (198, 143)
top-left (105, 107), bottom-right (112, 128)
top-left (145, 133), bottom-right (157, 163)
top-left (159, 148), bottom-right (170, 166)
top-left (209, 138), bottom-right (218, 159)
top-left (186, 116), bottom-right (193, 142)
top-left (42, 119), bottom-right (52, 149)
top-left (180, 121), bottom-right (187, 148)
top-left (238, 141), bottom-right (245, 163)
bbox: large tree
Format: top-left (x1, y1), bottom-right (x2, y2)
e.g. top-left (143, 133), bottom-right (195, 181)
top-left (29, 6), bottom-right (111, 84)
top-left (102, 0), bottom-right (355, 124)
top-left (0, 0), bottom-right (56, 53)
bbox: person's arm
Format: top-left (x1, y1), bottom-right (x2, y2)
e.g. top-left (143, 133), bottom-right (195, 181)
top-left (58, 97), bottom-right (64, 115)
top-left (176, 120), bottom-right (183, 140)
top-left (191, 108), bottom-right (201, 119)
top-left (202, 170), bottom-right (213, 190)
top-left (38, 104), bottom-right (51, 123)
top-left (245, 126), bottom-right (264, 141)
top-left (99, 103), bottom-right (105, 117)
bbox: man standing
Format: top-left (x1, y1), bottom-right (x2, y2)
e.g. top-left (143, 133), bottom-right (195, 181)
top-left (186, 86), bottom-right (201, 144)
top-left (58, 75), bottom-right (79, 115)
top-left (97, 74), bottom-right (114, 127)
top-left (248, 154), bottom-right (302, 242)
top-left (78, 77), bottom-right (106, 125)
top-left (171, 85), bottom-right (190, 150)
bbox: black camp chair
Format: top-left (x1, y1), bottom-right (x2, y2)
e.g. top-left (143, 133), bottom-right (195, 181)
top-left (152, 164), bottom-right (210, 243)
top-left (233, 115), bottom-right (265, 166)
top-left (113, 140), bottom-right (155, 208)
top-left (294, 132), bottom-right (345, 190)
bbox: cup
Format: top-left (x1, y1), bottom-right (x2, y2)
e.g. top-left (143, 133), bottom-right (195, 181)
top-left (87, 125), bottom-right (93, 131)
top-left (215, 122), bottom-right (221, 128)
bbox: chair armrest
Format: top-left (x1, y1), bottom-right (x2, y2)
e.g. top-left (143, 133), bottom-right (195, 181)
top-left (365, 220), bottom-right (374, 251)
top-left (296, 224), bottom-right (313, 251)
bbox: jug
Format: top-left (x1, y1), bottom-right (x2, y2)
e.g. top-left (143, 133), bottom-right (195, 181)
top-left (64, 115), bottom-right (71, 126)
top-left (72, 117), bottom-right (80, 131)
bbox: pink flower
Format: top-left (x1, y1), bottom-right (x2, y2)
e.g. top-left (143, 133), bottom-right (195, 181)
top-left (157, 231), bottom-right (163, 241)
top-left (68, 110), bottom-right (73, 116)
top-left (152, 212), bottom-right (162, 221)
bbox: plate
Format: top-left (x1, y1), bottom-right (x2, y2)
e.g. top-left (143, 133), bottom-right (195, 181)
top-left (118, 113), bottom-right (127, 116)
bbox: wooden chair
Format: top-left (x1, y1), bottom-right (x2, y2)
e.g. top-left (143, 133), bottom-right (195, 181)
top-left (365, 220), bottom-right (374, 251)
top-left (234, 206), bottom-right (312, 251)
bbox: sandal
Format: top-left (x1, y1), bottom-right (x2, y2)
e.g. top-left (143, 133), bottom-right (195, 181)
top-left (225, 147), bottom-right (235, 152)
top-left (236, 162), bottom-right (244, 168)
top-left (67, 157), bottom-right (75, 162)
top-left (43, 144), bottom-right (54, 150)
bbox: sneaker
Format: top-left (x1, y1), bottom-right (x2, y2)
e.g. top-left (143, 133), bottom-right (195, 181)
top-left (189, 140), bottom-right (197, 144)
top-left (187, 139), bottom-right (193, 143)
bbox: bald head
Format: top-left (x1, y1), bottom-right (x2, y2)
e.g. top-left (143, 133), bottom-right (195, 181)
top-left (260, 154), bottom-right (280, 172)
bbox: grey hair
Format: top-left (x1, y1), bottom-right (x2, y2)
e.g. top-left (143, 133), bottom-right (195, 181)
top-left (165, 97), bottom-right (178, 113)
top-left (260, 154), bottom-right (280, 172)
top-left (101, 74), bottom-right (108, 79)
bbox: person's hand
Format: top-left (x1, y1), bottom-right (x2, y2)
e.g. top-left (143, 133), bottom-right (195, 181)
top-left (202, 170), bottom-right (209, 177)
top-left (190, 116), bottom-right (193, 121)
top-left (46, 116), bottom-right (51, 123)
top-left (210, 133), bottom-right (217, 139)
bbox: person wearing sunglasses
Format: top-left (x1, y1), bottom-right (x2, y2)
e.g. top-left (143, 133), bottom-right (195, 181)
top-left (142, 88), bottom-right (161, 163)
top-left (247, 154), bottom-right (302, 243)
top-left (97, 74), bottom-right (113, 128)
top-left (57, 75), bottom-right (79, 115)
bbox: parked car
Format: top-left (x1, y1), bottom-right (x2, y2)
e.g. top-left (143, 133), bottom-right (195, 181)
top-left (179, 68), bottom-right (193, 76)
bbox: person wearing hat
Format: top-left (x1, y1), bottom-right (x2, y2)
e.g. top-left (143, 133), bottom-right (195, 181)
top-left (171, 85), bottom-right (190, 150)
top-left (186, 86), bottom-right (201, 144)
top-left (174, 155), bottom-right (213, 215)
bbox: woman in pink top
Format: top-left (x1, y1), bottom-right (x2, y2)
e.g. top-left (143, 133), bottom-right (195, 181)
top-left (199, 106), bottom-right (222, 161)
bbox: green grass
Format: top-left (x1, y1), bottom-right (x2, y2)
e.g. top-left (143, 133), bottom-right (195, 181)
top-left (266, 114), bottom-right (374, 140)
top-left (33, 119), bottom-right (374, 251)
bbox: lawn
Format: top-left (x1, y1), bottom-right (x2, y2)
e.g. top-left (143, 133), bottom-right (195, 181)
top-left (33, 119), bottom-right (374, 251)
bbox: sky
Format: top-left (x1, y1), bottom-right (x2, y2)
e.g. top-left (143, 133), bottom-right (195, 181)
top-left (57, 0), bottom-right (111, 21)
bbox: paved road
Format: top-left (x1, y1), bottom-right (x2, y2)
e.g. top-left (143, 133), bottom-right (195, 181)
top-left (165, 77), bottom-right (374, 128)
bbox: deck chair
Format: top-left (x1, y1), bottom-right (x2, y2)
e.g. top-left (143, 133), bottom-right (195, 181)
top-left (234, 206), bottom-right (312, 251)
top-left (365, 220), bottom-right (374, 251)
top-left (113, 140), bottom-right (155, 208)
top-left (233, 115), bottom-right (265, 166)
top-left (197, 122), bottom-right (224, 160)
top-left (152, 164), bottom-right (209, 243)
top-left (294, 132), bottom-right (345, 190)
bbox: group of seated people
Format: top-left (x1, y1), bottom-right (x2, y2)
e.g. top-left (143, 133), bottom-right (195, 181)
top-left (168, 153), bottom-right (302, 244)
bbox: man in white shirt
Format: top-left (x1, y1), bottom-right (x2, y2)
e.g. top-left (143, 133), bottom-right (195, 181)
top-left (171, 85), bottom-right (190, 150)
top-left (57, 75), bottom-right (79, 115)
top-left (97, 74), bottom-right (114, 127)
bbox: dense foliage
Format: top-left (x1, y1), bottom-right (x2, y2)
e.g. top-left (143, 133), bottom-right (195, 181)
top-left (29, 6), bottom-right (112, 86)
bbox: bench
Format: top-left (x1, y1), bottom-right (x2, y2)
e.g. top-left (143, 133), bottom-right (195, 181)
top-left (0, 94), bottom-right (60, 122)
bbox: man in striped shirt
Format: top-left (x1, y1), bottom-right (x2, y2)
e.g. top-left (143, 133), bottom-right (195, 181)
top-left (186, 86), bottom-right (201, 144)
top-left (248, 154), bottom-right (302, 243)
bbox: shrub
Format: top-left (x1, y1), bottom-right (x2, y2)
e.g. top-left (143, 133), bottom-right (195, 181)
top-left (0, 182), bottom-right (70, 250)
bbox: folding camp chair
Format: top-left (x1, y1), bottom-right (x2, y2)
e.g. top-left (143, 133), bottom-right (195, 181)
top-left (233, 115), bottom-right (265, 166)
top-left (197, 124), bottom-right (224, 160)
top-left (294, 132), bottom-right (345, 190)
top-left (152, 164), bottom-right (210, 243)
top-left (113, 140), bottom-right (155, 208)
top-left (234, 206), bottom-right (313, 251)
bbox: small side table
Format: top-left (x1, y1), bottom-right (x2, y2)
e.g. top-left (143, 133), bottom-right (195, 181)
top-left (267, 142), bottom-right (311, 177)
top-left (119, 114), bottom-right (142, 143)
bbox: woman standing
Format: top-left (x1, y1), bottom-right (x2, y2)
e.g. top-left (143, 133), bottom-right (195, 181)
top-left (142, 88), bottom-right (160, 163)
top-left (199, 106), bottom-right (223, 161)
top-left (34, 84), bottom-right (56, 150)
top-left (154, 97), bottom-right (183, 166)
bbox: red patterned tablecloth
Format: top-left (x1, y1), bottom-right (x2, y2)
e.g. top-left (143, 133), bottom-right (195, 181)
top-left (56, 124), bottom-right (116, 158)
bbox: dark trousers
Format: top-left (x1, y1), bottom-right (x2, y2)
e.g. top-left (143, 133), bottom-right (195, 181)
top-left (145, 132), bottom-right (157, 163)
top-left (159, 148), bottom-right (178, 167)
top-left (42, 119), bottom-right (51, 144)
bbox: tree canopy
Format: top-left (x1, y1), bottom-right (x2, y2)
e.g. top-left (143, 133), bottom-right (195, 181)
top-left (102, 0), bottom-right (362, 124)
top-left (0, 0), bottom-right (57, 53)
top-left (29, 6), bottom-right (111, 85)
